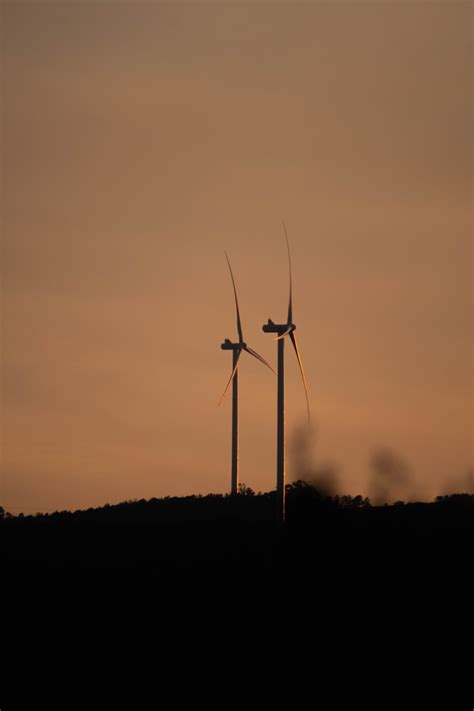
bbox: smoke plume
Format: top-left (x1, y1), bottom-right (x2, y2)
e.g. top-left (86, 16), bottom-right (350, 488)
top-left (289, 424), bottom-right (339, 497)
top-left (368, 447), bottom-right (419, 504)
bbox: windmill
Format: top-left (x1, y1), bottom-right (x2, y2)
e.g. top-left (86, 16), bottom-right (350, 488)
top-left (219, 252), bottom-right (276, 495)
top-left (262, 221), bottom-right (310, 522)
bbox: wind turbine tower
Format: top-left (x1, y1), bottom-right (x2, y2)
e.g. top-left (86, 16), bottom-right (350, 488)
top-left (219, 253), bottom-right (276, 495)
top-left (262, 222), bottom-right (310, 522)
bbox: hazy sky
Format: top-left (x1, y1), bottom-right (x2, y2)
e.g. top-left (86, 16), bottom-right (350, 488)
top-left (2, 1), bottom-right (472, 513)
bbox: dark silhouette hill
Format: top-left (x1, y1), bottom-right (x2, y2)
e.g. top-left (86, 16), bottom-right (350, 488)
top-left (2, 483), bottom-right (473, 584)
top-left (2, 483), bottom-right (472, 704)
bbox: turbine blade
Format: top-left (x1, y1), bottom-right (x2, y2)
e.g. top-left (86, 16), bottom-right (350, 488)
top-left (217, 348), bottom-right (242, 406)
top-left (289, 331), bottom-right (311, 423)
top-left (243, 345), bottom-right (277, 375)
top-left (275, 326), bottom-right (293, 341)
top-left (282, 219), bottom-right (293, 324)
top-left (224, 251), bottom-right (243, 343)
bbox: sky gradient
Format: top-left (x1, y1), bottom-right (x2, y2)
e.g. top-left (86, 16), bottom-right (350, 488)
top-left (1, 1), bottom-right (472, 513)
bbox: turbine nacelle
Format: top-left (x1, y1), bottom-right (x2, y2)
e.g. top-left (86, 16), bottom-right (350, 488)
top-left (221, 338), bottom-right (246, 351)
top-left (262, 319), bottom-right (296, 337)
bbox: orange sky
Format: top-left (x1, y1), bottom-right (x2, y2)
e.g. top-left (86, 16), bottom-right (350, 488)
top-left (2, 1), bottom-right (472, 513)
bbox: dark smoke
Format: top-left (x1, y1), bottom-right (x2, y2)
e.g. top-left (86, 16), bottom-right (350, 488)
top-left (289, 424), bottom-right (340, 497)
top-left (368, 447), bottom-right (418, 504)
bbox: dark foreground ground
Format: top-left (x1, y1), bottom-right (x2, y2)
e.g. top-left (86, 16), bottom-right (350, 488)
top-left (3, 482), bottom-right (473, 583)
top-left (2, 483), bottom-right (473, 704)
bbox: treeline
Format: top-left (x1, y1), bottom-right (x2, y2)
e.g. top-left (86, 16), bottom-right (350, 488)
top-left (1, 481), bottom-right (473, 525)
top-left (2, 482), bottom-right (472, 581)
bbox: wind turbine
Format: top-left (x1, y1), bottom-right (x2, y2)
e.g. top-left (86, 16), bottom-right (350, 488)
top-left (219, 252), bottom-right (276, 495)
top-left (262, 221), bottom-right (310, 523)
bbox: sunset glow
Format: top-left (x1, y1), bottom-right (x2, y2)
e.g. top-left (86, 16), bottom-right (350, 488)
top-left (2, 1), bottom-right (472, 514)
